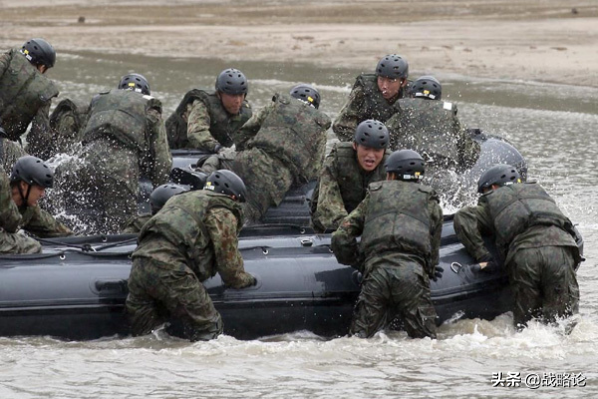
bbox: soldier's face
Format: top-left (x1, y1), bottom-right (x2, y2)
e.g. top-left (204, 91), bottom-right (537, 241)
top-left (26, 184), bottom-right (46, 207)
top-left (219, 92), bottom-right (245, 115)
top-left (377, 76), bottom-right (405, 100)
top-left (354, 143), bottom-right (385, 172)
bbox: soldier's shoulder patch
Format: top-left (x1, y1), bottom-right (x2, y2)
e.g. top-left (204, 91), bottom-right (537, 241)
top-left (443, 102), bottom-right (453, 111)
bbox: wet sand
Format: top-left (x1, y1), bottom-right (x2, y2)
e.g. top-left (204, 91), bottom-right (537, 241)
top-left (1, 0), bottom-right (597, 86)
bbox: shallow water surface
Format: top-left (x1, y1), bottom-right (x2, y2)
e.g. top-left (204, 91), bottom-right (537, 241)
top-left (2, 51), bottom-right (598, 398)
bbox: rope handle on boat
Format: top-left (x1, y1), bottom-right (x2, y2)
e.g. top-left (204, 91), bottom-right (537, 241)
top-left (450, 262), bottom-right (463, 274)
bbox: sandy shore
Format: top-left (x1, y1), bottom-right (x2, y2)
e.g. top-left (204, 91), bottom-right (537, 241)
top-left (1, 0), bottom-right (597, 87)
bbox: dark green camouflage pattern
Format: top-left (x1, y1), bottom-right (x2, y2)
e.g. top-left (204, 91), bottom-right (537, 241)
top-left (332, 74), bottom-right (405, 141)
top-left (48, 98), bottom-right (90, 157)
top-left (331, 179), bottom-right (442, 338)
top-left (0, 49), bottom-right (58, 144)
top-left (122, 213), bottom-right (152, 234)
top-left (310, 142), bottom-right (389, 232)
top-left (127, 257), bottom-right (223, 341)
top-left (454, 182), bottom-right (580, 328)
top-left (232, 148), bottom-right (294, 223)
top-left (1, 166), bottom-right (72, 254)
top-left (385, 98), bottom-right (479, 171)
top-left (0, 137), bottom-right (26, 173)
top-left (242, 93), bottom-right (331, 184)
top-left (55, 90), bottom-right (171, 234)
top-left (127, 190), bottom-right (254, 340)
top-left (166, 89), bottom-right (252, 151)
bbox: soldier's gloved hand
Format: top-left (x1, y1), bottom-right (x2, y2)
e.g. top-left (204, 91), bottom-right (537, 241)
top-left (470, 260), bottom-right (499, 273)
top-left (430, 266), bottom-right (443, 282)
top-left (239, 273), bottom-right (257, 288)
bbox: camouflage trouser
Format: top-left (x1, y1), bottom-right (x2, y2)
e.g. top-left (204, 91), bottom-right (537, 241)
top-left (0, 230), bottom-right (42, 254)
top-left (126, 257), bottom-right (223, 341)
top-left (56, 142), bottom-right (140, 235)
top-left (232, 149), bottom-right (293, 223)
top-left (509, 246), bottom-right (580, 328)
top-left (351, 259), bottom-right (437, 339)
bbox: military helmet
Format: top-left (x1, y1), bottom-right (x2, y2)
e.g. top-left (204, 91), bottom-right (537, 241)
top-left (149, 184), bottom-right (188, 214)
top-left (118, 73), bottom-right (151, 95)
top-left (21, 38), bottom-right (56, 69)
top-left (477, 164), bottom-right (522, 193)
top-left (385, 149), bottom-right (425, 181)
top-left (204, 170), bottom-right (247, 202)
top-left (215, 68), bottom-right (248, 95)
top-left (289, 84), bottom-right (321, 109)
top-left (410, 75), bottom-right (442, 100)
top-left (376, 54), bottom-right (409, 80)
top-left (354, 119), bottom-right (389, 149)
top-left (10, 155), bottom-right (54, 188)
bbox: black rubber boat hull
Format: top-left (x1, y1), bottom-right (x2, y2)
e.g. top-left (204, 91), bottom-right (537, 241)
top-left (1, 218), bottom-right (581, 341)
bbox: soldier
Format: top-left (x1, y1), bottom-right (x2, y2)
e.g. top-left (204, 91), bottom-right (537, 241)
top-left (331, 150), bottom-right (443, 338)
top-left (332, 54), bottom-right (409, 141)
top-left (122, 183), bottom-right (189, 234)
top-left (385, 76), bottom-right (479, 172)
top-left (55, 73), bottom-right (172, 234)
top-left (1, 156), bottom-right (72, 254)
top-left (48, 98), bottom-right (90, 157)
top-left (0, 39), bottom-right (59, 160)
top-left (166, 68), bottom-right (252, 152)
top-left (311, 119), bottom-right (390, 232)
top-left (126, 170), bottom-right (256, 341)
top-left (197, 84), bottom-right (331, 223)
top-left (1, 127), bottom-right (27, 172)
top-left (454, 164), bottom-right (581, 330)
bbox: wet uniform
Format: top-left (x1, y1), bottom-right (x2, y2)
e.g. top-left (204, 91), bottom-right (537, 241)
top-left (332, 179), bottom-right (443, 338)
top-left (126, 190), bottom-right (255, 341)
top-left (454, 182), bottom-right (581, 327)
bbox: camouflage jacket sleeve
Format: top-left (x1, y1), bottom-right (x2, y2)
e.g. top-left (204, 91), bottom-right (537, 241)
top-left (456, 118), bottom-right (480, 169)
top-left (428, 195), bottom-right (444, 268)
top-left (0, 168), bottom-right (22, 233)
top-left (146, 107), bottom-right (172, 186)
top-left (205, 207), bottom-right (254, 288)
top-left (332, 85), bottom-right (366, 142)
top-left (23, 206), bottom-right (73, 238)
top-left (312, 151), bottom-right (348, 231)
top-left (0, 51), bottom-right (9, 78)
top-left (331, 194), bottom-right (368, 271)
top-left (25, 102), bottom-right (53, 160)
top-left (453, 201), bottom-right (494, 262)
top-left (186, 99), bottom-right (218, 151)
top-left (234, 103), bottom-right (271, 151)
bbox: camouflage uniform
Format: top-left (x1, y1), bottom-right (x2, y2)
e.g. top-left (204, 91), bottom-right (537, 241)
top-left (126, 190), bottom-right (255, 341)
top-left (122, 213), bottom-right (152, 234)
top-left (166, 89), bottom-right (252, 151)
top-left (332, 180), bottom-right (443, 338)
top-left (0, 48), bottom-right (58, 159)
top-left (56, 89), bottom-right (172, 234)
top-left (197, 93), bottom-right (331, 223)
top-left (1, 136), bottom-right (27, 174)
top-left (454, 183), bottom-right (581, 327)
top-left (310, 142), bottom-right (389, 232)
top-left (386, 98), bottom-right (479, 170)
top-left (332, 74), bottom-right (406, 142)
top-left (48, 98), bottom-right (90, 157)
top-left (0, 165), bottom-right (72, 254)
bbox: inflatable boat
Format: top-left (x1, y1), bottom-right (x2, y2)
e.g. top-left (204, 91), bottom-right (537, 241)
top-left (1, 130), bottom-right (570, 341)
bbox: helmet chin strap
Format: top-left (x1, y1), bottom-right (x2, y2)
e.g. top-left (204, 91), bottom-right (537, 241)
top-left (18, 183), bottom-right (32, 210)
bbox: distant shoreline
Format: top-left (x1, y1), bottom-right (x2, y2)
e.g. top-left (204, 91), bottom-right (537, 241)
top-left (1, 0), bottom-right (596, 87)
